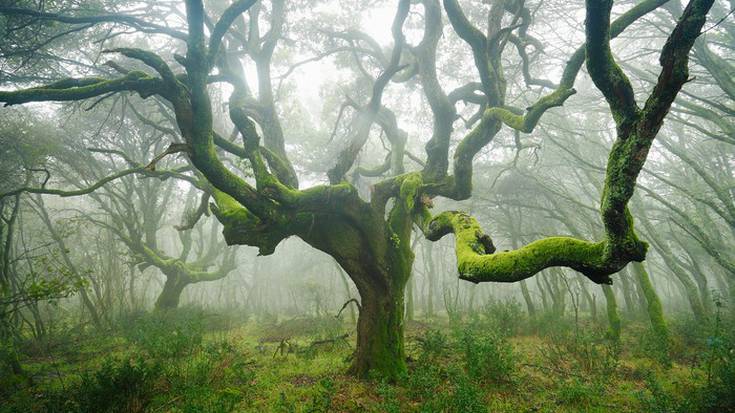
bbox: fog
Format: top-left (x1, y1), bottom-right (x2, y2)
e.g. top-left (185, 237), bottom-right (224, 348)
top-left (0, 0), bottom-right (733, 411)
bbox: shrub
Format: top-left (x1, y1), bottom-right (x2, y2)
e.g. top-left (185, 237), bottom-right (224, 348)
top-left (172, 386), bottom-right (243, 413)
top-left (416, 329), bottom-right (448, 360)
top-left (407, 362), bottom-right (444, 400)
top-left (634, 370), bottom-right (678, 413)
top-left (543, 328), bottom-right (619, 380)
top-left (479, 299), bottom-right (524, 337)
top-left (74, 356), bottom-right (161, 413)
top-left (375, 381), bottom-right (401, 413)
top-left (461, 328), bottom-right (516, 385)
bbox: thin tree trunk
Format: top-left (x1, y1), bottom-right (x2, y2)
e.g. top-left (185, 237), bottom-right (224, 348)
top-left (602, 284), bottom-right (621, 342)
top-left (631, 262), bottom-right (670, 362)
top-left (520, 280), bottom-right (536, 319)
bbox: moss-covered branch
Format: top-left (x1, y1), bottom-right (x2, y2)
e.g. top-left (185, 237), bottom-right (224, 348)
top-left (486, 87), bottom-right (576, 133)
top-left (103, 48), bottom-right (179, 88)
top-left (0, 71), bottom-right (164, 106)
top-left (422, 210), bottom-right (643, 285)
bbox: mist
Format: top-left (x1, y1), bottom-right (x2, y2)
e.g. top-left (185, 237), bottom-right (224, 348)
top-left (0, 0), bottom-right (733, 411)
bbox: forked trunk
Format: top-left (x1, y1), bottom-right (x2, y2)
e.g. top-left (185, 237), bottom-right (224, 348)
top-left (155, 275), bottom-right (188, 310)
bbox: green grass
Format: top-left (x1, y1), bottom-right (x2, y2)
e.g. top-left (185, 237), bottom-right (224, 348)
top-left (1, 309), bottom-right (730, 413)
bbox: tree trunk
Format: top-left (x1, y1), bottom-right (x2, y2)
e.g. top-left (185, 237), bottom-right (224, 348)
top-left (349, 278), bottom-right (407, 379)
top-left (578, 280), bottom-right (597, 323)
top-left (631, 262), bottom-right (670, 362)
top-left (421, 241), bottom-right (437, 318)
top-left (406, 275), bottom-right (415, 321)
top-left (155, 275), bottom-right (188, 310)
top-left (520, 279), bottom-right (536, 319)
top-left (602, 284), bottom-right (621, 342)
top-left (618, 269), bottom-right (636, 315)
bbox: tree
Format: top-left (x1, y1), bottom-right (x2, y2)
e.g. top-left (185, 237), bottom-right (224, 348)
top-left (0, 0), bottom-right (715, 379)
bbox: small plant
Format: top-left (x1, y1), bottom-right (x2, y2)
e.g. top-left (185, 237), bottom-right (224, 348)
top-left (376, 380), bottom-right (401, 413)
top-left (479, 298), bottom-right (524, 337)
top-left (635, 370), bottom-right (677, 413)
top-left (305, 377), bottom-right (336, 413)
top-left (407, 362), bottom-right (443, 400)
top-left (556, 377), bottom-right (600, 409)
top-left (74, 356), bottom-right (161, 413)
top-left (461, 328), bottom-right (516, 385)
top-left (543, 328), bottom-right (619, 380)
top-left (416, 329), bottom-right (448, 360)
top-left (446, 370), bottom-right (487, 413)
top-left (699, 295), bottom-right (735, 412)
top-left (418, 368), bottom-right (485, 413)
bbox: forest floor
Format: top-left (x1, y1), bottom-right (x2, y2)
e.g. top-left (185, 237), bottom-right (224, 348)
top-left (1, 304), bottom-right (732, 412)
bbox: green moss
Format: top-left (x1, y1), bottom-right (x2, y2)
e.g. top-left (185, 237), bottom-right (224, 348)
top-left (0, 71), bottom-right (159, 106)
top-left (398, 173), bottom-right (422, 212)
top-left (486, 87), bottom-right (576, 133)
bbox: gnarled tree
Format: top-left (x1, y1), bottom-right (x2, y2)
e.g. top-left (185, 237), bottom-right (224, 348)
top-left (0, 0), bottom-right (714, 378)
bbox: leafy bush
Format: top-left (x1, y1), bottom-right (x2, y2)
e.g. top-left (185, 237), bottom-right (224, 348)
top-left (416, 329), bottom-right (448, 360)
top-left (635, 370), bottom-right (678, 413)
top-left (478, 298), bottom-right (524, 337)
top-left (407, 362), bottom-right (444, 400)
top-left (375, 381), bottom-right (401, 413)
top-left (171, 386), bottom-right (243, 413)
top-left (697, 297), bottom-right (735, 412)
top-left (543, 328), bottom-right (619, 379)
top-left (461, 328), bottom-right (516, 385)
top-left (75, 356), bottom-right (161, 413)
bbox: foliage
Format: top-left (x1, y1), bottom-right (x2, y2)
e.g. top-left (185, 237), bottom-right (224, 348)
top-left (74, 356), bottom-right (161, 413)
top-left (121, 307), bottom-right (204, 359)
top-left (415, 329), bottom-right (448, 361)
top-left (476, 298), bottom-right (524, 337)
top-left (460, 327), bottom-right (517, 385)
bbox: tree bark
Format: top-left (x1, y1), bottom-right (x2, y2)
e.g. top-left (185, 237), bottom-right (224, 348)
top-left (349, 270), bottom-right (408, 379)
top-left (154, 274), bottom-right (189, 310)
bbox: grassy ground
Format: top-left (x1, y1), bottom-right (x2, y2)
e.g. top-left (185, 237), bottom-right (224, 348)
top-left (1, 305), bottom-right (732, 412)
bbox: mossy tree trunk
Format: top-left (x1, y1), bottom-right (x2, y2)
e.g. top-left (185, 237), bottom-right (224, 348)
top-left (618, 269), bottom-right (636, 316)
top-left (350, 269), bottom-right (408, 378)
top-left (155, 273), bottom-right (189, 310)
